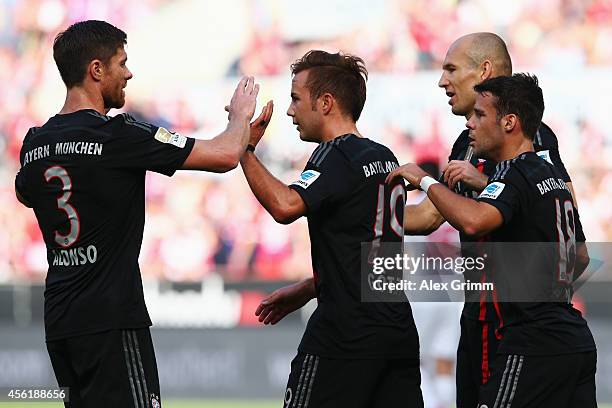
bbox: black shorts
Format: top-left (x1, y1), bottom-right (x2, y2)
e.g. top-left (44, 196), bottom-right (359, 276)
top-left (478, 351), bottom-right (597, 408)
top-left (456, 315), bottom-right (500, 408)
top-left (283, 352), bottom-right (423, 408)
top-left (46, 328), bottom-right (161, 408)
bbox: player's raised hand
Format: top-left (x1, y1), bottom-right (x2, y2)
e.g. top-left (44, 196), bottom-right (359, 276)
top-left (228, 76), bottom-right (259, 122)
top-left (442, 160), bottom-right (488, 191)
top-left (385, 163), bottom-right (428, 188)
top-left (255, 279), bottom-right (314, 325)
top-left (249, 100), bottom-right (274, 148)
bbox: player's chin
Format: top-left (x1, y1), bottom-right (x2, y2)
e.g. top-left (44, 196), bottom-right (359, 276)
top-left (104, 95), bottom-right (126, 110)
top-left (473, 146), bottom-right (488, 159)
top-left (299, 131), bottom-right (319, 143)
top-left (113, 96), bottom-right (126, 109)
top-left (451, 106), bottom-right (465, 116)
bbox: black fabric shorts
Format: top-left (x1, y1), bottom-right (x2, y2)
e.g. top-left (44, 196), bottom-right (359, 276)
top-left (46, 328), bottom-right (161, 408)
top-left (283, 352), bottom-right (423, 408)
top-left (456, 315), bottom-right (501, 408)
top-left (478, 351), bottom-right (597, 408)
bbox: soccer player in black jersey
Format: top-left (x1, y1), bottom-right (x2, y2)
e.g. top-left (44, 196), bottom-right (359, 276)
top-left (404, 33), bottom-right (577, 408)
top-left (14, 20), bottom-right (259, 407)
top-left (388, 74), bottom-right (596, 408)
top-left (242, 50), bottom-right (423, 407)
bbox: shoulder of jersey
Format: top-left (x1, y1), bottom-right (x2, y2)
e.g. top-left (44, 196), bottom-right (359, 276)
top-left (115, 112), bottom-right (154, 133)
top-left (454, 129), bottom-right (470, 145)
top-left (489, 153), bottom-right (536, 180)
top-left (24, 126), bottom-right (40, 141)
top-left (307, 134), bottom-right (353, 166)
top-left (449, 129), bottom-right (470, 156)
top-left (23, 122), bottom-right (53, 144)
top-left (534, 122), bottom-right (559, 149)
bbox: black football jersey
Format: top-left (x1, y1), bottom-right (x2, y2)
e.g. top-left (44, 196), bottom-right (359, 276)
top-left (289, 134), bottom-right (419, 359)
top-left (15, 109), bottom-right (195, 340)
top-left (476, 152), bottom-right (595, 356)
top-left (446, 122), bottom-right (572, 321)
top-left (447, 122), bottom-right (571, 198)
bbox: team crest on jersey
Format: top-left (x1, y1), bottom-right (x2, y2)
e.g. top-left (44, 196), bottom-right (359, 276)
top-left (150, 393), bottom-right (160, 408)
top-left (478, 182), bottom-right (505, 200)
top-left (291, 170), bottom-right (321, 189)
top-left (154, 127), bottom-right (187, 148)
top-left (536, 150), bottom-right (553, 164)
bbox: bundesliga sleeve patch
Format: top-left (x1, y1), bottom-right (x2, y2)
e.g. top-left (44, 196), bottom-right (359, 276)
top-left (154, 127), bottom-right (187, 148)
top-left (478, 182), bottom-right (505, 200)
top-left (291, 170), bottom-right (321, 189)
top-left (536, 150), bottom-right (553, 164)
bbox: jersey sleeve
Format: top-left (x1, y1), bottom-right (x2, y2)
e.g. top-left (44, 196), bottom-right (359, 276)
top-left (476, 164), bottom-right (527, 225)
top-left (288, 146), bottom-right (359, 213)
top-left (104, 113), bottom-right (195, 176)
top-left (15, 169), bottom-right (30, 205)
top-left (15, 131), bottom-right (33, 203)
top-left (535, 123), bottom-right (571, 183)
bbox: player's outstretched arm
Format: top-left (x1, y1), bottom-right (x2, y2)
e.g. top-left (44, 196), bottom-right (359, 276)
top-left (387, 163), bottom-right (503, 237)
top-left (182, 76), bottom-right (259, 172)
top-left (255, 278), bottom-right (316, 325)
top-left (404, 197), bottom-right (445, 235)
top-left (240, 101), bottom-right (307, 224)
top-left (241, 152), bottom-right (307, 224)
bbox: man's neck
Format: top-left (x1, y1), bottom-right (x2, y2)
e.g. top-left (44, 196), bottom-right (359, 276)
top-left (495, 135), bottom-right (535, 162)
top-left (319, 119), bottom-right (362, 143)
top-left (59, 87), bottom-right (106, 115)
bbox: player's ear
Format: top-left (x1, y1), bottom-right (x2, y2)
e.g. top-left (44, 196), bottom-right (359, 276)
top-left (502, 114), bottom-right (517, 133)
top-left (481, 60), bottom-right (493, 81)
top-left (89, 59), bottom-right (104, 82)
top-left (320, 93), bottom-right (334, 115)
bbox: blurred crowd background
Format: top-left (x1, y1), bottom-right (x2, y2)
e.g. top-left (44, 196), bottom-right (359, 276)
top-left (1, 0), bottom-right (612, 284)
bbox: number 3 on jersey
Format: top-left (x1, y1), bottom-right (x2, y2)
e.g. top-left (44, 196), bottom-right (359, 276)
top-left (44, 166), bottom-right (80, 248)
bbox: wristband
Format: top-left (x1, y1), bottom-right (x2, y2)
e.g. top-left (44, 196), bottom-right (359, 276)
top-left (246, 144), bottom-right (256, 153)
top-left (420, 176), bottom-right (440, 193)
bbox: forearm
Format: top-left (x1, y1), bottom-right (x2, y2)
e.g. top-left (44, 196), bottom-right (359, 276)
top-left (212, 117), bottom-right (251, 165)
top-left (181, 117), bottom-right (250, 172)
top-left (573, 242), bottom-right (590, 282)
top-left (427, 184), bottom-right (491, 237)
top-left (404, 198), bottom-right (445, 235)
top-left (283, 277), bottom-right (317, 305)
top-left (240, 151), bottom-right (300, 224)
top-left (298, 277), bottom-right (316, 300)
